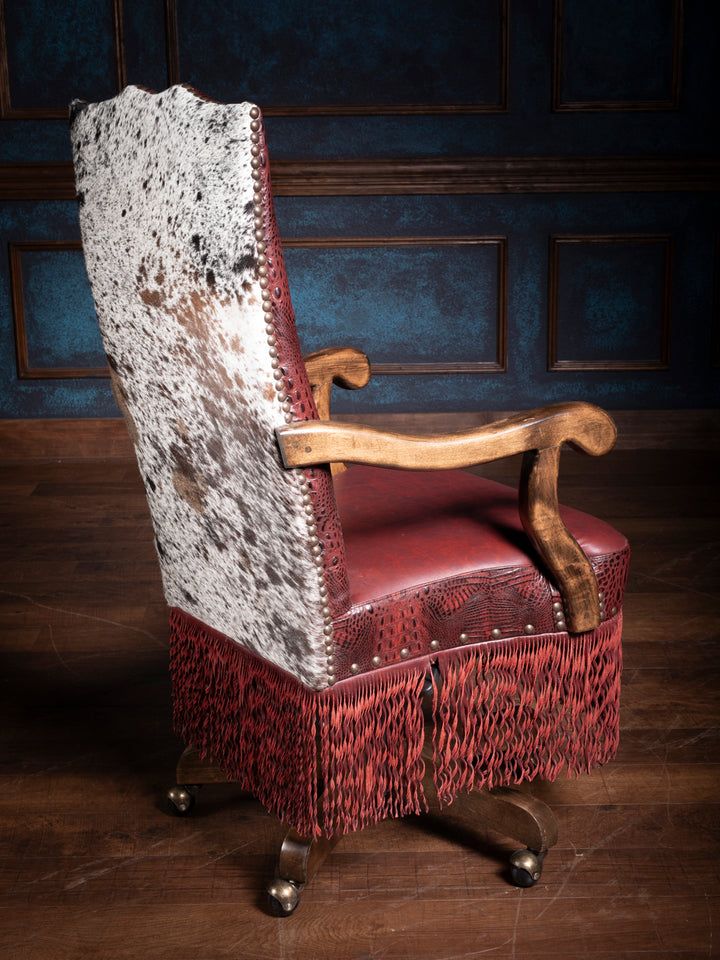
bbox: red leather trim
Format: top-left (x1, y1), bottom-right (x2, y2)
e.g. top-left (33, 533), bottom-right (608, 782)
top-left (334, 465), bottom-right (628, 604)
top-left (329, 465), bottom-right (629, 682)
top-left (256, 110), bottom-right (350, 615)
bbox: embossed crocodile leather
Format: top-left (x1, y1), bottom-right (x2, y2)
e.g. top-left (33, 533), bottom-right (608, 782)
top-left (256, 113), bottom-right (350, 616)
top-left (329, 465), bottom-right (630, 682)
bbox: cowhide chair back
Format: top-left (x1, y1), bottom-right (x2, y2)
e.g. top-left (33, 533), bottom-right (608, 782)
top-left (71, 85), bottom-right (351, 831)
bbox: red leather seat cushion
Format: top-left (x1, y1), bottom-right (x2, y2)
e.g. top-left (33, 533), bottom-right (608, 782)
top-left (333, 464), bottom-right (627, 605)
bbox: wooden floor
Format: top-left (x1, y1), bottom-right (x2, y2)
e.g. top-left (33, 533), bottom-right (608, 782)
top-left (1, 441), bottom-right (718, 959)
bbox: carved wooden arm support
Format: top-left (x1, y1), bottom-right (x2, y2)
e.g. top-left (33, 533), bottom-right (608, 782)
top-left (303, 347), bottom-right (371, 475)
top-left (303, 347), bottom-right (371, 420)
top-left (276, 402), bottom-right (617, 633)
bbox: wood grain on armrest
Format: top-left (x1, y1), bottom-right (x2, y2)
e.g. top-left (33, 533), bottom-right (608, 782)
top-left (276, 402), bottom-right (616, 470)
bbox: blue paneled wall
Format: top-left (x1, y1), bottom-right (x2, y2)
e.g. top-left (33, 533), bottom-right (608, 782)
top-left (0, 0), bottom-right (718, 418)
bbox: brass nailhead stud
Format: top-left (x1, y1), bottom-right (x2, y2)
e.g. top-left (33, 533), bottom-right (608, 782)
top-left (459, 633), bottom-right (468, 644)
top-left (430, 640), bottom-right (440, 651)
top-left (556, 621), bottom-right (566, 631)
top-left (524, 624), bottom-right (535, 635)
top-left (372, 656), bottom-right (382, 667)
top-left (400, 648), bottom-right (409, 660)
top-left (552, 601), bottom-right (563, 612)
top-left (491, 628), bottom-right (502, 639)
top-left (611, 606), bottom-right (618, 616)
top-left (350, 663), bottom-right (359, 675)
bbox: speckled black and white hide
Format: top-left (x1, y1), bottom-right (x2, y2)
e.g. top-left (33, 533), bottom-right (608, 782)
top-left (71, 85), bottom-right (329, 690)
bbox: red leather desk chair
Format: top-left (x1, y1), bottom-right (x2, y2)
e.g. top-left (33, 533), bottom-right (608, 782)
top-left (71, 85), bottom-right (628, 914)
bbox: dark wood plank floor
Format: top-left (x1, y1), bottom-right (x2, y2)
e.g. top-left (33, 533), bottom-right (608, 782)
top-left (1, 444), bottom-right (718, 959)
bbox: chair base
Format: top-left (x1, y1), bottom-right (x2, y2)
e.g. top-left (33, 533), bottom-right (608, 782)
top-left (168, 746), bottom-right (559, 914)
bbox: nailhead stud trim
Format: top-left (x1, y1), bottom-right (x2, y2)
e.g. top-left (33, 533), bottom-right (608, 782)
top-left (249, 105), bottom-right (333, 673)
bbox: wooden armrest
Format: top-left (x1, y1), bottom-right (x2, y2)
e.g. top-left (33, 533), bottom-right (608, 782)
top-left (276, 402), bottom-right (615, 469)
top-left (276, 402), bottom-right (617, 633)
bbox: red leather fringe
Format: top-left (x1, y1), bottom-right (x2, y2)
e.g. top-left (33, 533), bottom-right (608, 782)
top-left (169, 608), bottom-right (622, 838)
top-left (432, 617), bottom-right (623, 803)
top-left (169, 609), bottom-right (319, 837)
top-left (318, 668), bottom-right (428, 835)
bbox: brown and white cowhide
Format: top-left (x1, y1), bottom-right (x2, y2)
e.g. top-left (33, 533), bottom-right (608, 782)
top-left (71, 85), bottom-right (329, 690)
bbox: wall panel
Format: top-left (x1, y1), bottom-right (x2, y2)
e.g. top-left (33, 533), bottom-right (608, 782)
top-left (10, 241), bottom-right (107, 378)
top-left (553, 0), bottom-right (682, 111)
top-left (0, 0), bottom-right (125, 118)
top-left (283, 237), bottom-right (506, 373)
top-left (170, 0), bottom-right (508, 113)
top-left (548, 235), bottom-right (672, 370)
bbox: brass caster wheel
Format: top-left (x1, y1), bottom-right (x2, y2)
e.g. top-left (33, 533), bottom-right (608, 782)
top-left (167, 784), bottom-right (197, 816)
top-left (266, 879), bottom-right (301, 916)
top-left (509, 849), bottom-right (544, 888)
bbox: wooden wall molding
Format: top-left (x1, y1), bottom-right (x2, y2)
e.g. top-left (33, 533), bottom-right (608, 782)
top-left (552, 0), bottom-right (683, 112)
top-left (548, 234), bottom-right (673, 372)
top-left (0, 0), bottom-right (126, 119)
top-left (2, 157), bottom-right (719, 201)
top-left (1, 410), bottom-right (717, 460)
top-left (284, 236), bottom-right (507, 374)
top-left (9, 241), bottom-right (109, 379)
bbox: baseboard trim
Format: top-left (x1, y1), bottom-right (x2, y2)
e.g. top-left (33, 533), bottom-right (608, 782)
top-left (0, 410), bottom-right (717, 460)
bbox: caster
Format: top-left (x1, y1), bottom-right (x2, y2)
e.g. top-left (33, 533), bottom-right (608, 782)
top-left (167, 784), bottom-right (197, 816)
top-left (266, 879), bottom-right (301, 916)
top-left (509, 849), bottom-right (544, 888)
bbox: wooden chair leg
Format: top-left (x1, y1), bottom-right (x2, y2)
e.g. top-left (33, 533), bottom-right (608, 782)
top-left (166, 746), bottom-right (230, 815)
top-left (166, 748), bottom-right (341, 914)
top-left (167, 744), bottom-right (557, 905)
top-left (421, 762), bottom-right (558, 887)
top-left (267, 829), bottom-right (342, 916)
top-left (442, 785), bottom-right (558, 853)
